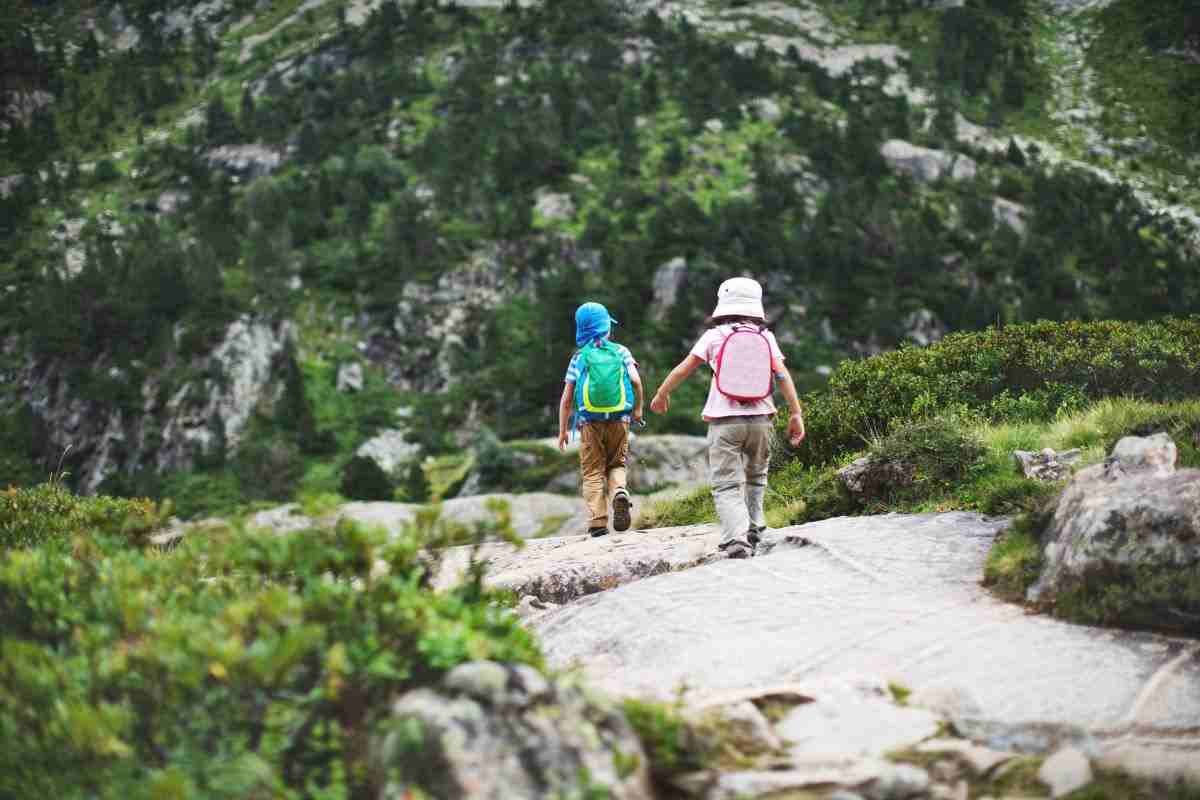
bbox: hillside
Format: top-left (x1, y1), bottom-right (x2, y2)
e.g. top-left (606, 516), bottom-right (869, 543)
top-left (1, 0), bottom-right (1198, 516)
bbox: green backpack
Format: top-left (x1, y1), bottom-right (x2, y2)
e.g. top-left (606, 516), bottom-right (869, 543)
top-left (574, 341), bottom-right (633, 420)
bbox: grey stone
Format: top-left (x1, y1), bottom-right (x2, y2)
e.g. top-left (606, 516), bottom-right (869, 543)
top-left (1038, 746), bottom-right (1093, 798)
top-left (917, 739), bottom-right (1016, 776)
top-left (689, 700), bottom-right (782, 755)
top-left (534, 189), bottom-right (575, 222)
top-left (993, 197), bottom-right (1030, 238)
top-left (336, 362), bottom-right (364, 393)
top-left (776, 679), bottom-right (941, 759)
top-left (837, 456), bottom-right (915, 500)
top-left (155, 190), bottom-right (190, 215)
top-left (354, 430), bottom-right (420, 477)
top-left (1110, 432), bottom-right (1177, 475)
top-left (652, 257), bottom-right (688, 318)
top-left (377, 668), bottom-right (652, 800)
top-left (881, 140), bottom-right (978, 183)
top-left (1028, 435), bottom-right (1200, 616)
top-left (1012, 448), bottom-right (1082, 482)
top-left (903, 308), bottom-right (947, 346)
top-left (248, 503), bottom-right (316, 535)
top-left (859, 763), bottom-right (930, 800)
top-left (444, 661), bottom-right (512, 706)
top-left (524, 513), bottom-right (1200, 781)
top-left (337, 493), bottom-right (581, 542)
top-left (204, 145), bottom-right (284, 180)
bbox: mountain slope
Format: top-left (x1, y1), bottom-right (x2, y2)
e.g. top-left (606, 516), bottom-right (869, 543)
top-left (0, 0), bottom-right (1197, 514)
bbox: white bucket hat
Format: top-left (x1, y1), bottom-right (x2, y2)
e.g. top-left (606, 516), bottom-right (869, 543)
top-left (712, 277), bottom-right (765, 320)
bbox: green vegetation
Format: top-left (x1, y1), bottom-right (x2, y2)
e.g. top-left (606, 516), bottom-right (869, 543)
top-left (0, 483), bottom-right (539, 798)
top-left (790, 318), bottom-right (1200, 468)
top-left (2, 0), bottom-right (1199, 520)
top-left (0, 481), bottom-right (165, 551)
top-left (1090, 0), bottom-right (1200, 154)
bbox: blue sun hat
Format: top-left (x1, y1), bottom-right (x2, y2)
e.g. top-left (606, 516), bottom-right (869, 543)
top-left (575, 302), bottom-right (618, 347)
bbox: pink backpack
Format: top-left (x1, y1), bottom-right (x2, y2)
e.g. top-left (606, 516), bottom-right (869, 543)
top-left (715, 325), bottom-right (774, 402)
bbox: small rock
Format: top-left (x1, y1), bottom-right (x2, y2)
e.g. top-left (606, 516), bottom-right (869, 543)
top-left (1012, 448), bottom-right (1082, 482)
top-left (837, 456), bottom-right (916, 501)
top-left (1038, 746), bottom-right (1093, 798)
top-left (859, 763), bottom-right (930, 800)
top-left (1109, 432), bottom-right (1177, 476)
top-left (881, 140), bottom-right (978, 183)
top-left (534, 188), bottom-right (575, 222)
top-left (354, 429), bottom-right (420, 476)
top-left (691, 700), bottom-right (782, 755)
top-left (917, 738), bottom-right (1017, 776)
top-left (443, 660), bottom-right (511, 706)
top-left (336, 362), bottom-right (364, 393)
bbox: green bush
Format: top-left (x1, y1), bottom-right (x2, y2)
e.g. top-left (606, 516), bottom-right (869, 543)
top-left (786, 318), bottom-right (1200, 467)
top-left (867, 417), bottom-right (986, 501)
top-left (621, 698), bottom-right (711, 784)
top-left (0, 483), bottom-right (164, 551)
top-left (339, 454), bottom-right (394, 501)
top-left (0, 502), bottom-right (539, 798)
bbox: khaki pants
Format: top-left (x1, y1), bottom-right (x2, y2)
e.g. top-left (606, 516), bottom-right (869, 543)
top-left (579, 420), bottom-right (630, 528)
top-left (707, 416), bottom-right (771, 546)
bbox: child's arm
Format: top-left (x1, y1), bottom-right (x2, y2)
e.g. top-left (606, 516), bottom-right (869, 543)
top-left (772, 356), bottom-right (806, 447)
top-left (629, 366), bottom-right (644, 424)
top-left (558, 381), bottom-right (575, 451)
top-left (650, 355), bottom-right (704, 414)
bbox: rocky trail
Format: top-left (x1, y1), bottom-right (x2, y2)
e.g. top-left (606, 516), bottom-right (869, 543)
top-left (441, 511), bottom-right (1200, 790)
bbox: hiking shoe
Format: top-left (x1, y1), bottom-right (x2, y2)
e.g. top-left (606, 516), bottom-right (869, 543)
top-left (588, 527), bottom-right (610, 538)
top-left (612, 492), bottom-right (633, 532)
top-left (719, 540), bottom-right (753, 559)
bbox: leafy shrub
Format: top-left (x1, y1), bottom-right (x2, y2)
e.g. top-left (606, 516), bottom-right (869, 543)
top-left (160, 469), bottom-right (244, 521)
top-left (870, 417), bottom-right (986, 492)
top-left (339, 454), bottom-right (394, 501)
top-left (0, 483), bottom-right (164, 551)
top-left (621, 698), bottom-right (711, 785)
top-left (232, 436), bottom-right (305, 502)
top-left (0, 502), bottom-right (538, 797)
top-left (786, 318), bottom-right (1200, 467)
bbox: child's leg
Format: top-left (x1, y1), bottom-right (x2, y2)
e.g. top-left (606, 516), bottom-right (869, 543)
top-left (603, 420), bottom-right (630, 496)
top-left (743, 422), bottom-right (771, 532)
top-left (708, 420), bottom-right (752, 546)
top-left (604, 421), bottom-right (632, 530)
top-left (578, 423), bottom-right (609, 529)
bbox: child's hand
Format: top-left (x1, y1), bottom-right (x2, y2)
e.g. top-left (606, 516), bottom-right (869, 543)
top-left (650, 393), bottom-right (669, 414)
top-left (558, 431), bottom-right (570, 451)
top-left (787, 414), bottom-right (805, 447)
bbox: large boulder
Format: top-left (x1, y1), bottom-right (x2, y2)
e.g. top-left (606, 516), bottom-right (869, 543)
top-left (1027, 433), bottom-right (1200, 634)
top-left (880, 140), bottom-right (978, 183)
top-left (204, 145), bottom-right (284, 181)
top-left (374, 661), bottom-right (653, 800)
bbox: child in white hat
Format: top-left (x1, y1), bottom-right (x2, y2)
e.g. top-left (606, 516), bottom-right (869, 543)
top-left (649, 277), bottom-right (805, 558)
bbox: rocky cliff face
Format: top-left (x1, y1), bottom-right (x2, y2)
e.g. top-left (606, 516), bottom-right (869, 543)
top-left (2, 317), bottom-right (296, 493)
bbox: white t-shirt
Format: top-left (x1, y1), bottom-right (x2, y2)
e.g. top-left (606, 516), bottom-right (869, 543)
top-left (689, 324), bottom-right (785, 421)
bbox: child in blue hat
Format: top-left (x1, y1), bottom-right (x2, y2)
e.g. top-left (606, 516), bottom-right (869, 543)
top-left (557, 302), bottom-right (644, 536)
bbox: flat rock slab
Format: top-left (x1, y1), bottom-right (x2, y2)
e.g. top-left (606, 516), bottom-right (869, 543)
top-left (527, 512), bottom-right (1200, 780)
top-left (437, 523), bottom-right (728, 604)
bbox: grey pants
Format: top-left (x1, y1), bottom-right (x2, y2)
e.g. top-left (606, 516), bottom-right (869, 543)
top-left (707, 416), bottom-right (771, 546)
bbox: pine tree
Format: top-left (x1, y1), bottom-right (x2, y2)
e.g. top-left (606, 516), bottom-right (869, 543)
top-left (239, 87), bottom-right (257, 140)
top-left (1006, 137), bottom-right (1027, 167)
top-left (204, 95), bottom-right (238, 145)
